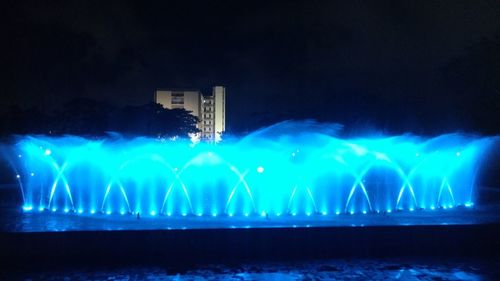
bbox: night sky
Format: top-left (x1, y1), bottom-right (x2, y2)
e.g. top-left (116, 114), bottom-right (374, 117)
top-left (1, 1), bottom-right (499, 134)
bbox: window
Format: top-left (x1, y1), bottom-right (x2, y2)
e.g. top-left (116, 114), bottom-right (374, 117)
top-left (171, 92), bottom-right (184, 105)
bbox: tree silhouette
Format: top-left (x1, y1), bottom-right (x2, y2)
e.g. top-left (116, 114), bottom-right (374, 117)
top-left (0, 99), bottom-right (199, 138)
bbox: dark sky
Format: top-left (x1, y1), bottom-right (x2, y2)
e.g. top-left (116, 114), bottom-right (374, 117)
top-left (1, 1), bottom-right (499, 134)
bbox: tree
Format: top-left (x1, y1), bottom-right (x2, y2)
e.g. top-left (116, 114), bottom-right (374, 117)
top-left (0, 98), bottom-right (199, 138)
top-left (108, 102), bottom-right (199, 138)
top-left (54, 97), bottom-right (113, 135)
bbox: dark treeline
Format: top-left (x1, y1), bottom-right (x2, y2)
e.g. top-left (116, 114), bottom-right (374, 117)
top-left (0, 98), bottom-right (199, 138)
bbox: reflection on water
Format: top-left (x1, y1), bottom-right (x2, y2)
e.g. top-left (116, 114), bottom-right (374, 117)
top-left (2, 205), bottom-right (500, 232)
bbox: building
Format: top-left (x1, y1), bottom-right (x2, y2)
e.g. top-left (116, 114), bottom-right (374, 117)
top-left (154, 86), bottom-right (226, 141)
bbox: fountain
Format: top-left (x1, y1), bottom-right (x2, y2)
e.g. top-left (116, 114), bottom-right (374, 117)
top-left (4, 122), bottom-right (495, 218)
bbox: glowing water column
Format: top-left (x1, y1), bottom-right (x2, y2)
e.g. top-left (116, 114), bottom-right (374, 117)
top-left (9, 133), bottom-right (493, 217)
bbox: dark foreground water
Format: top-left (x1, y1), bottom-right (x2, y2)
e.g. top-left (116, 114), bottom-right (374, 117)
top-left (2, 204), bottom-right (500, 232)
top-left (2, 258), bottom-right (499, 280)
top-left (2, 187), bottom-right (500, 280)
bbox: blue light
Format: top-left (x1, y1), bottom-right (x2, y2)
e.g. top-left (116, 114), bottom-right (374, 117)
top-left (465, 202), bottom-right (473, 207)
top-left (52, 208), bottom-right (56, 212)
top-left (22, 205), bottom-right (33, 211)
top-left (150, 211), bottom-right (156, 216)
top-left (39, 207), bottom-right (44, 211)
top-left (9, 131), bottom-right (493, 221)
top-left (90, 209), bottom-right (95, 214)
top-left (212, 213), bottom-right (217, 217)
top-left (106, 211), bottom-right (111, 215)
top-left (362, 211), bottom-right (367, 214)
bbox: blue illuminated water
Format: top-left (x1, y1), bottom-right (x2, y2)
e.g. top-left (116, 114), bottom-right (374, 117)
top-left (4, 122), bottom-right (495, 218)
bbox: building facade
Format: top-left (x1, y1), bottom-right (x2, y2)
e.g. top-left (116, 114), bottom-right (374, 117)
top-left (154, 86), bottom-right (226, 141)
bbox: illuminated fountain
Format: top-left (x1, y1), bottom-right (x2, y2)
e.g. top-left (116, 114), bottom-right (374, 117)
top-left (5, 122), bottom-right (495, 218)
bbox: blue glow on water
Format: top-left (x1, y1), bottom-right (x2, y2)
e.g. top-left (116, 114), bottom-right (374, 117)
top-left (5, 125), bottom-right (496, 219)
